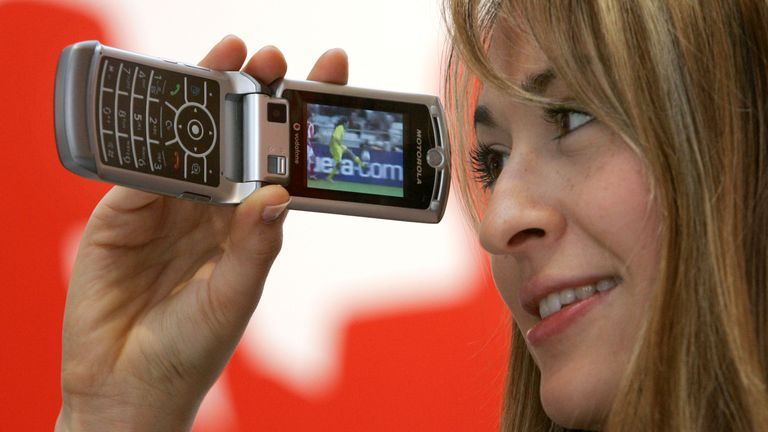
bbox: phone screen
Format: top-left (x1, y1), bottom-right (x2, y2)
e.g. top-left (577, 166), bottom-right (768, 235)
top-left (305, 104), bottom-right (404, 198)
top-left (284, 89), bottom-right (436, 210)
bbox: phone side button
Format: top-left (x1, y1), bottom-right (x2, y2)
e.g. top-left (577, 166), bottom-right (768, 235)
top-left (183, 63), bottom-right (211, 72)
top-left (178, 191), bottom-right (211, 203)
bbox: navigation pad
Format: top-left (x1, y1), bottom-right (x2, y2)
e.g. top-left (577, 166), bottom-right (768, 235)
top-left (95, 56), bottom-right (220, 186)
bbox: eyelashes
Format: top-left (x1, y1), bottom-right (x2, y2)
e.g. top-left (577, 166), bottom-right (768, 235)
top-left (470, 143), bottom-right (508, 190)
top-left (470, 106), bottom-right (595, 189)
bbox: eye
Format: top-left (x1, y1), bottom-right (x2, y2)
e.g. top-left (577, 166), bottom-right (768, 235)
top-left (470, 142), bottom-right (509, 189)
top-left (543, 106), bottom-right (595, 139)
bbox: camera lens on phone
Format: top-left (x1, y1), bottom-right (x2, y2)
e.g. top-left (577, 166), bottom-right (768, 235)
top-left (267, 103), bottom-right (287, 123)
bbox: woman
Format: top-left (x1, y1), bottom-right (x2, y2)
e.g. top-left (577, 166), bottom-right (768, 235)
top-left (56, 2), bottom-right (768, 431)
top-left (444, 1), bottom-right (768, 430)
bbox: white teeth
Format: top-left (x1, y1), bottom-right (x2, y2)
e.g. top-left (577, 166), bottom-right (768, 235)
top-left (596, 278), bottom-right (617, 292)
top-left (559, 288), bottom-right (576, 305)
top-left (539, 301), bottom-right (551, 318)
top-left (545, 293), bottom-right (562, 317)
top-left (575, 284), bottom-right (595, 300)
top-left (538, 277), bottom-right (619, 320)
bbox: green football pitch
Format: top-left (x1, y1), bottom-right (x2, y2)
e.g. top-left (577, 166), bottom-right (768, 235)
top-left (308, 179), bottom-right (403, 197)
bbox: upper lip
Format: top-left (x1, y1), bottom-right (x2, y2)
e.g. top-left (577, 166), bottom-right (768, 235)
top-left (520, 274), bottom-right (616, 317)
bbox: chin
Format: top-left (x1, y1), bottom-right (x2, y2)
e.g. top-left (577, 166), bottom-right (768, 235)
top-left (537, 364), bottom-right (616, 430)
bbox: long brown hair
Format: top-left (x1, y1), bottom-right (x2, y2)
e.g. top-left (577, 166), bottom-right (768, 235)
top-left (443, 1), bottom-right (768, 430)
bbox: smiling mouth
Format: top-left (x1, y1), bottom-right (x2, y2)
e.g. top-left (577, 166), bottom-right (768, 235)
top-left (538, 276), bottom-right (622, 319)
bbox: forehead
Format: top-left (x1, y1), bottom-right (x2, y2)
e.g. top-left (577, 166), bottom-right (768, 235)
top-left (477, 24), bottom-right (582, 130)
top-left (487, 23), bottom-right (552, 84)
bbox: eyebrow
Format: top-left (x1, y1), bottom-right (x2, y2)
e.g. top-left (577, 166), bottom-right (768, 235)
top-left (521, 68), bottom-right (556, 95)
top-left (473, 68), bottom-right (557, 129)
top-left (473, 105), bottom-right (497, 128)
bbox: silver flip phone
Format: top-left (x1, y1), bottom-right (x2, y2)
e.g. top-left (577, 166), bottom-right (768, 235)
top-left (55, 41), bottom-right (450, 223)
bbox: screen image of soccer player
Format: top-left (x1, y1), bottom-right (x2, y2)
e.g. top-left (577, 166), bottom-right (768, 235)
top-left (305, 103), bottom-right (404, 198)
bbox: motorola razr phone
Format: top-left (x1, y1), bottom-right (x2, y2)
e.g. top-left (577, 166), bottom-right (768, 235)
top-left (55, 41), bottom-right (450, 223)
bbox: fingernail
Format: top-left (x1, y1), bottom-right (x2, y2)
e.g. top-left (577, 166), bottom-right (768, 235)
top-left (323, 47), bottom-right (347, 57)
top-left (256, 44), bottom-right (279, 55)
top-left (262, 199), bottom-right (290, 223)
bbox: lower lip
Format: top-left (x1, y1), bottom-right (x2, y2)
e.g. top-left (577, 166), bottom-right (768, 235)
top-left (526, 289), bottom-right (612, 346)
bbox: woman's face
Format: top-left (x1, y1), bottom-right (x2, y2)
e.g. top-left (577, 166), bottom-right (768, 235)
top-left (475, 32), bottom-right (661, 429)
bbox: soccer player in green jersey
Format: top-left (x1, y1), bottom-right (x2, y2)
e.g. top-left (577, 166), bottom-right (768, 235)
top-left (326, 117), bottom-right (366, 182)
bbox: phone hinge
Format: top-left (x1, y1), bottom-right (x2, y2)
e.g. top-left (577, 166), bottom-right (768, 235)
top-left (242, 93), bottom-right (290, 184)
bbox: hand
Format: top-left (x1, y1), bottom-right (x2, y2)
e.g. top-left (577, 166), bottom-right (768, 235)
top-left (56, 36), bottom-right (349, 432)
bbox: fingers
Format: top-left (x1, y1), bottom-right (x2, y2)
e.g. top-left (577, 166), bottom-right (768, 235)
top-left (242, 45), bottom-right (288, 85)
top-left (204, 35), bottom-right (347, 87)
top-left (206, 185), bottom-right (290, 326)
top-left (307, 48), bottom-right (349, 84)
top-left (83, 186), bottom-right (167, 250)
top-left (98, 185), bottom-right (162, 213)
top-left (199, 34), bottom-right (247, 70)
top-left (242, 45), bottom-right (349, 86)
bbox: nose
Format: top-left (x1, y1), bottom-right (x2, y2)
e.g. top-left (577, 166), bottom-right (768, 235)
top-left (478, 173), bottom-right (566, 257)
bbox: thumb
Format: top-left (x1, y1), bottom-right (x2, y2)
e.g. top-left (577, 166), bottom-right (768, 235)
top-left (206, 185), bottom-right (290, 328)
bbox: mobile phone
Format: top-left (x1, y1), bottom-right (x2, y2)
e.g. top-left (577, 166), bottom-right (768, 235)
top-left (55, 41), bottom-right (450, 223)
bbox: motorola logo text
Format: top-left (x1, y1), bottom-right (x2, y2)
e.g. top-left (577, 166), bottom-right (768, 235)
top-left (415, 129), bottom-right (423, 185)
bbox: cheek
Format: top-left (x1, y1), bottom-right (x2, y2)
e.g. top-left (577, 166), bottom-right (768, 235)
top-left (490, 256), bottom-right (534, 325)
top-left (490, 256), bottom-right (517, 308)
top-left (576, 146), bottom-right (661, 292)
top-left (594, 155), bottom-right (656, 239)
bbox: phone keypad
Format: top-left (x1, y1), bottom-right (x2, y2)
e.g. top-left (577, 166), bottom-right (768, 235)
top-left (95, 56), bottom-right (220, 186)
